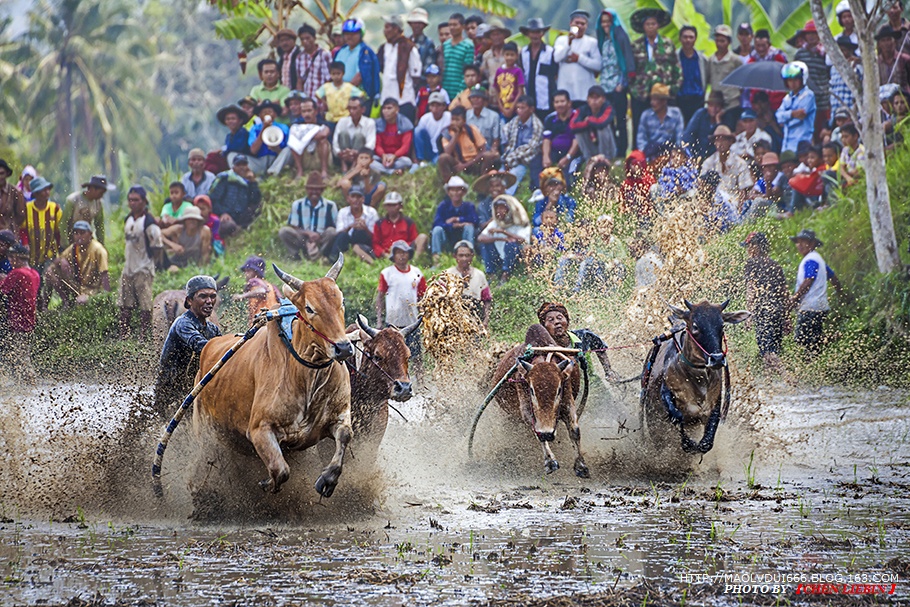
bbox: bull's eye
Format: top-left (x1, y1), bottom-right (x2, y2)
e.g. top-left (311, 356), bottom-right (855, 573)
top-left (305, 304), bottom-right (315, 315)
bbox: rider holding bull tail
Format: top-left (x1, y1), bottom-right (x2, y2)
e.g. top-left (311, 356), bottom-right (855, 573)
top-left (537, 301), bottom-right (619, 382)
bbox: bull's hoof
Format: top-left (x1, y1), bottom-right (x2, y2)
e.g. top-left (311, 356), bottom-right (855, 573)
top-left (259, 478), bottom-right (281, 494)
top-left (544, 459), bottom-right (560, 474)
top-left (573, 459), bottom-right (590, 479)
top-left (314, 474), bottom-right (337, 498)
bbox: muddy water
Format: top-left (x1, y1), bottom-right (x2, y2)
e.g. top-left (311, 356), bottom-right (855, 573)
top-left (1, 377), bottom-right (908, 606)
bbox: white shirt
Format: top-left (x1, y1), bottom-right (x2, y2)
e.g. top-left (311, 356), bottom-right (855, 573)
top-left (123, 214), bottom-right (162, 277)
top-left (332, 116), bottom-right (377, 155)
top-left (635, 251), bottom-right (663, 288)
top-left (553, 34), bottom-right (601, 102)
top-left (380, 41), bottom-right (422, 106)
top-left (731, 128), bottom-right (772, 158)
top-left (480, 220), bottom-right (530, 257)
top-left (416, 111), bottom-right (451, 155)
top-left (336, 204), bottom-right (379, 234)
top-left (797, 249), bottom-right (830, 312)
top-left (379, 264), bottom-right (425, 326)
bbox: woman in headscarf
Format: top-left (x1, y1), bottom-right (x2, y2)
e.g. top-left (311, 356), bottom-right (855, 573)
top-left (596, 9), bottom-right (635, 157)
top-left (477, 194), bottom-right (530, 283)
top-left (620, 150), bottom-right (656, 225)
top-left (17, 166), bottom-right (37, 202)
top-left (532, 167), bottom-right (577, 228)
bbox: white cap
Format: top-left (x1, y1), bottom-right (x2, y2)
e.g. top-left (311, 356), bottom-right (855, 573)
top-left (445, 176), bottom-right (469, 190)
top-left (428, 91), bottom-right (447, 105)
top-left (383, 191), bottom-right (403, 204)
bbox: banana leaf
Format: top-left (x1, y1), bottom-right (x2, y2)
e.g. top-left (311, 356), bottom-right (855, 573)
top-left (445, 0), bottom-right (516, 19)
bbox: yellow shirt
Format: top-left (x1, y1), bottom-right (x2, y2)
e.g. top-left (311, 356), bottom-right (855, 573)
top-left (317, 82), bottom-right (362, 123)
top-left (21, 201), bottom-right (62, 267)
top-left (60, 239), bottom-right (109, 295)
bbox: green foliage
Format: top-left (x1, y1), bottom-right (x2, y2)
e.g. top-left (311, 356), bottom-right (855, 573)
top-left (214, 16), bottom-right (270, 52)
top-left (442, 0), bottom-right (517, 18)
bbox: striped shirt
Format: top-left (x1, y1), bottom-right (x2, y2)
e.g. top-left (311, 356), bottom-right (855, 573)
top-left (287, 196), bottom-right (338, 234)
top-left (442, 39), bottom-right (475, 99)
top-left (21, 201), bottom-right (62, 267)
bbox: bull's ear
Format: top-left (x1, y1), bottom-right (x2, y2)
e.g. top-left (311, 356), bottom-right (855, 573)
top-left (281, 284), bottom-right (297, 299)
top-left (668, 304), bottom-right (689, 321)
top-left (556, 358), bottom-right (574, 372)
top-left (722, 310), bottom-right (752, 325)
top-left (517, 359), bottom-right (533, 375)
top-left (357, 314), bottom-right (379, 338)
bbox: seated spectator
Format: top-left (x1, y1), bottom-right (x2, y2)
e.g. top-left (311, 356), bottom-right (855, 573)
top-left (472, 169), bottom-right (516, 230)
top-left (289, 97), bottom-right (332, 180)
top-left (46, 220), bottom-right (110, 307)
top-left (414, 91), bottom-right (452, 164)
top-left (501, 95), bottom-right (543, 192)
top-left (745, 152), bottom-right (785, 218)
top-left (372, 98), bottom-right (414, 175)
top-left (333, 96), bottom-right (377, 171)
top-left (431, 176), bottom-right (479, 265)
top-left (477, 196), bottom-right (531, 283)
top-left (232, 255), bottom-right (279, 324)
top-left (416, 64), bottom-right (450, 119)
top-left (555, 214), bottom-right (626, 293)
top-left (838, 123), bottom-right (865, 187)
top-left (248, 100), bottom-right (293, 176)
top-left (161, 207), bottom-right (212, 270)
top-left (249, 58), bottom-right (291, 106)
top-left (278, 172), bottom-right (338, 260)
top-left (636, 83), bottom-right (684, 152)
top-left (542, 90), bottom-right (580, 173)
top-left (332, 186), bottom-right (380, 263)
top-left (316, 61), bottom-right (363, 126)
top-left (449, 64), bottom-right (482, 110)
top-left (773, 150), bottom-right (800, 216)
top-left (776, 62), bottom-right (816, 153)
top-left (788, 145), bottom-right (827, 210)
top-left (0, 243), bottom-right (39, 382)
top-left (656, 144), bottom-right (698, 199)
top-left (284, 90), bottom-right (306, 123)
top-left (752, 139), bottom-right (773, 163)
top-left (238, 96), bottom-right (258, 129)
top-left (700, 125), bottom-right (754, 206)
top-left (373, 190), bottom-right (428, 259)
top-left (532, 209), bottom-right (567, 263)
top-left (339, 148), bottom-right (387, 206)
top-left (492, 42), bottom-right (525, 121)
top-left (160, 181), bottom-right (192, 227)
top-left (619, 151), bottom-right (656, 225)
top-left (466, 87), bottom-right (501, 154)
top-left (822, 142), bottom-right (841, 199)
top-left (696, 170), bottom-right (740, 233)
top-left (438, 106), bottom-right (500, 183)
top-left (683, 91), bottom-right (734, 160)
top-left (828, 107), bottom-right (852, 145)
top-left (209, 155), bottom-right (262, 238)
top-left (445, 239), bottom-right (492, 327)
top-left (569, 85), bottom-right (616, 161)
top-left (181, 149), bottom-right (216, 202)
top-left (630, 237), bottom-right (663, 288)
top-left (193, 195), bottom-right (223, 257)
top-left (732, 109), bottom-right (772, 158)
top-left (63, 174), bottom-right (107, 248)
top-left (532, 170), bottom-right (576, 228)
top-left (218, 104), bottom-right (252, 164)
top-left (377, 15), bottom-right (422, 122)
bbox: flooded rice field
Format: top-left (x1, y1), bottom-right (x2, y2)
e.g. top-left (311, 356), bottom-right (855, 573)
top-left (1, 374), bottom-right (908, 606)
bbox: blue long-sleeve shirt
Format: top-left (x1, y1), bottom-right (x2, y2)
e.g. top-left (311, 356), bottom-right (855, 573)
top-left (775, 86), bottom-right (816, 153)
top-left (223, 127), bottom-right (251, 155)
top-left (159, 310), bottom-right (221, 376)
top-left (532, 194), bottom-right (577, 227)
top-left (432, 198), bottom-right (479, 231)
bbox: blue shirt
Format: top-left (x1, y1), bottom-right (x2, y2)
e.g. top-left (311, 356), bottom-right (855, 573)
top-left (334, 44), bottom-right (363, 82)
top-left (0, 257), bottom-right (11, 275)
top-left (223, 127), bottom-right (251, 155)
top-left (679, 51), bottom-right (703, 96)
top-left (636, 107), bottom-right (685, 151)
top-left (159, 310), bottom-right (222, 376)
top-left (775, 86), bottom-right (816, 153)
top-left (532, 194), bottom-right (577, 227)
top-left (432, 198), bottom-right (479, 231)
top-left (248, 122), bottom-right (289, 157)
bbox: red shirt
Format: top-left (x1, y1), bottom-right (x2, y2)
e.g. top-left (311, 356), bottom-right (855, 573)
top-left (375, 121), bottom-right (413, 158)
top-left (373, 215), bottom-right (418, 258)
top-left (0, 266), bottom-right (40, 332)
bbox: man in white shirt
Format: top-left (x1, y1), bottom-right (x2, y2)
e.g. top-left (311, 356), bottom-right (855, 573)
top-left (553, 10), bottom-right (601, 104)
top-left (333, 97), bottom-right (377, 171)
top-left (731, 109), bottom-right (772, 158)
top-left (414, 92), bottom-right (452, 164)
top-left (331, 185), bottom-right (380, 264)
top-left (700, 124), bottom-right (754, 206)
top-left (789, 229), bottom-right (846, 357)
top-left (378, 15), bottom-right (423, 123)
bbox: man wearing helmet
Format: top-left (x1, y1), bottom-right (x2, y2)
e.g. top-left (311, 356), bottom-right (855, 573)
top-left (775, 62), bottom-right (816, 152)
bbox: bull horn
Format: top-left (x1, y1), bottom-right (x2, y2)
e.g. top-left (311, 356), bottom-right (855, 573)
top-left (399, 317), bottom-right (422, 337)
top-left (684, 299), bottom-right (694, 311)
top-left (357, 314), bottom-right (380, 338)
top-left (518, 359), bottom-right (533, 373)
top-left (325, 252), bottom-right (344, 281)
top-left (272, 263), bottom-right (303, 292)
top-left (215, 275), bottom-right (230, 290)
top-left (557, 358), bottom-right (573, 371)
top-left (719, 298), bottom-right (730, 311)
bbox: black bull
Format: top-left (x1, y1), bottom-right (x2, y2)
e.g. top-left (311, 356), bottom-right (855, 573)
top-left (640, 300), bottom-right (750, 454)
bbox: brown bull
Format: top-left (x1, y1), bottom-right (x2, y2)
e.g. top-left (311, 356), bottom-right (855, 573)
top-left (153, 275), bottom-right (230, 349)
top-left (640, 299), bottom-right (750, 455)
top-left (490, 324), bottom-right (589, 477)
top-left (348, 314), bottom-right (418, 448)
top-left (192, 256), bottom-right (354, 497)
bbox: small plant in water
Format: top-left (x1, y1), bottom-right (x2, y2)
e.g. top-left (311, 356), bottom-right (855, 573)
top-left (743, 450), bottom-right (757, 489)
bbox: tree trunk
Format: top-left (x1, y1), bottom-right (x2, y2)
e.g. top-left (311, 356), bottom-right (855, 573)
top-left (64, 63), bottom-right (78, 193)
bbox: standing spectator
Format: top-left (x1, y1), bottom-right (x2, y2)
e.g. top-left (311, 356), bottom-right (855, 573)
top-left (45, 220), bottom-right (110, 307)
top-left (291, 97), bottom-right (332, 181)
top-left (278, 172), bottom-right (338, 260)
top-left (414, 92), bottom-right (452, 164)
top-left (595, 10), bottom-right (635, 156)
top-left (274, 28), bottom-right (301, 90)
top-left (705, 25), bottom-right (742, 114)
top-left (160, 182), bottom-right (192, 228)
top-left (677, 26), bottom-right (706, 124)
top-left (376, 240), bottom-right (426, 362)
top-left (793, 21), bottom-right (830, 136)
top-left (119, 186), bottom-right (162, 339)
top-left (492, 42), bottom-right (525, 121)
top-left (335, 18), bottom-right (381, 104)
top-left (477, 196), bottom-right (530, 283)
top-left (636, 83), bottom-right (684, 151)
top-left (734, 23), bottom-right (753, 58)
top-left (521, 18), bottom-right (557, 120)
top-left (296, 25), bottom-right (332, 100)
top-left (744, 29), bottom-right (788, 110)
top-left (466, 87), bottom-right (501, 154)
top-left (542, 91), bottom-right (580, 172)
top-left (466, 15), bottom-right (485, 58)
top-left (441, 14), bottom-right (476, 99)
top-left (331, 185), bottom-right (380, 263)
top-left (0, 158), bottom-right (25, 234)
top-left (752, 90), bottom-right (784, 151)
top-left (731, 109), bottom-right (772, 158)
top-left (208, 155), bottom-right (262, 238)
top-left (16, 166), bottom-right (36, 202)
top-left (742, 231), bottom-right (788, 371)
top-left (372, 98), bottom-right (414, 175)
top-left (629, 8), bottom-right (680, 145)
top-left (193, 195), bottom-right (223, 257)
top-left (182, 149), bottom-right (216, 200)
top-left (445, 240), bottom-right (492, 327)
top-left (0, 230), bottom-right (14, 276)
top-left (553, 10), bottom-right (602, 104)
top-left (829, 35), bottom-right (862, 116)
top-left (776, 62), bottom-right (816, 153)
top-left (373, 191), bottom-right (428, 260)
top-left (407, 8), bottom-right (436, 73)
top-left (316, 61), bottom-right (362, 126)
top-left (479, 20), bottom-right (509, 81)
top-left (378, 15), bottom-right (422, 123)
top-left (333, 97), bottom-right (377, 171)
top-left (438, 106), bottom-right (499, 183)
top-left (886, 0), bottom-right (910, 48)
top-left (789, 229), bottom-right (846, 357)
top-left (570, 85), bottom-right (617, 161)
top-left (684, 91), bottom-right (735, 159)
top-left (701, 125), bottom-right (755, 205)
top-left (218, 104), bottom-right (251, 164)
top-left (249, 58), bottom-right (291, 105)
top-left (501, 96), bottom-right (544, 192)
top-left (62, 174), bottom-right (107, 248)
top-left (431, 176), bottom-right (479, 265)
top-left (876, 25), bottom-right (910, 95)
top-left (232, 256), bottom-right (279, 325)
top-left (0, 243), bottom-right (39, 381)
top-left (160, 208), bottom-right (212, 270)
top-left (20, 176), bottom-right (61, 311)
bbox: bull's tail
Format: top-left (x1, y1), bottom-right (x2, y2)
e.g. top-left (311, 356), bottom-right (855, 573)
top-left (152, 316), bottom-right (269, 497)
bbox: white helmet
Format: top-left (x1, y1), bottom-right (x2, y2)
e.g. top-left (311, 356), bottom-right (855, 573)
top-left (781, 61), bottom-right (809, 81)
top-left (835, 0), bottom-right (851, 16)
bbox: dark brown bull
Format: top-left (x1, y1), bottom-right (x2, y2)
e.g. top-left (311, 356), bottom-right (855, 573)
top-left (490, 324), bottom-right (589, 477)
top-left (192, 256), bottom-right (354, 497)
top-left (640, 299), bottom-right (750, 455)
top-left (347, 314), bottom-right (418, 447)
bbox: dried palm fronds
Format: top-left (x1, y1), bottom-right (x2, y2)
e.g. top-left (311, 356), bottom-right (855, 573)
top-left (419, 272), bottom-right (486, 365)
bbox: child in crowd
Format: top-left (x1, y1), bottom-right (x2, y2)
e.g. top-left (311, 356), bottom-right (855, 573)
top-left (773, 150), bottom-right (799, 217)
top-left (160, 181), bottom-right (192, 227)
top-left (789, 145), bottom-right (827, 210)
top-left (316, 62), bottom-right (361, 126)
top-left (838, 123), bottom-right (865, 187)
top-left (492, 42), bottom-right (525, 121)
top-left (449, 64), bottom-right (482, 111)
top-left (232, 255), bottom-right (279, 324)
top-left (416, 64), bottom-right (450, 119)
top-left (376, 240), bottom-right (426, 360)
top-left (193, 195), bottom-right (224, 256)
top-left (532, 209), bottom-right (566, 252)
top-left (821, 142), bottom-right (841, 203)
top-left (338, 148), bottom-right (387, 206)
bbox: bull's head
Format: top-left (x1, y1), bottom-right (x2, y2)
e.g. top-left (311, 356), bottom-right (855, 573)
top-left (273, 255), bottom-right (353, 361)
top-left (356, 314), bottom-right (418, 401)
top-left (669, 299), bottom-right (751, 368)
top-left (517, 357), bottom-right (575, 442)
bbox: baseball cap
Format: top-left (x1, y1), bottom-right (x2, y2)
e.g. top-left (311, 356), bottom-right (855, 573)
top-left (383, 191), bottom-right (403, 205)
top-left (239, 255), bottom-right (266, 278)
top-left (424, 63), bottom-right (441, 76)
top-left (428, 91), bottom-right (447, 105)
top-left (72, 220), bottom-right (93, 232)
top-left (740, 109), bottom-right (758, 120)
top-left (348, 185), bottom-right (366, 198)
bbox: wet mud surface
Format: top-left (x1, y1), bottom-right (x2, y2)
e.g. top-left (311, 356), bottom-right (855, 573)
top-left (1, 377), bottom-right (908, 606)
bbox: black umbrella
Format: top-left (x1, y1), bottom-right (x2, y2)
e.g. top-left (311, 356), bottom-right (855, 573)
top-left (721, 61), bottom-right (787, 92)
